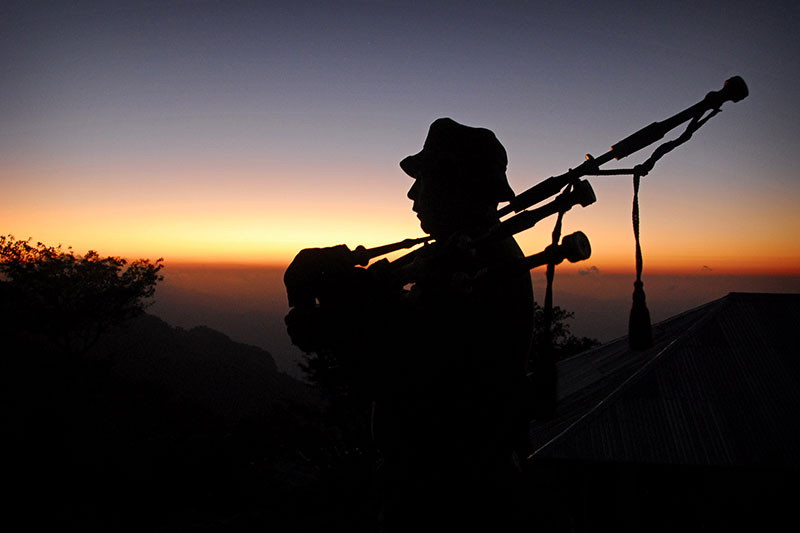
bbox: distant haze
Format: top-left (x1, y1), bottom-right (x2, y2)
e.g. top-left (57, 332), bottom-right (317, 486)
top-left (149, 264), bottom-right (800, 379)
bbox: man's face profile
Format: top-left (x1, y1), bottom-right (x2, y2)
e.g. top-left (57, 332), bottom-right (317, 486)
top-left (407, 161), bottom-right (485, 238)
top-left (401, 118), bottom-right (512, 238)
top-left (407, 163), bottom-right (459, 237)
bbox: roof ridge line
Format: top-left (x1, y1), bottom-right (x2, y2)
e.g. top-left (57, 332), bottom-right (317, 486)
top-left (558, 293), bottom-right (731, 363)
top-left (529, 295), bottom-right (730, 460)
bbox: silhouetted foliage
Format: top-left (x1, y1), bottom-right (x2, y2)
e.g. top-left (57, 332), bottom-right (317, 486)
top-left (296, 343), bottom-right (382, 531)
top-left (531, 301), bottom-right (601, 362)
top-left (0, 235), bottom-right (163, 354)
top-left (0, 234), bottom-right (327, 531)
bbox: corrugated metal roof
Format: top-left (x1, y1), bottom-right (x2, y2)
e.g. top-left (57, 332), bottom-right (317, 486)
top-left (529, 292), bottom-right (800, 470)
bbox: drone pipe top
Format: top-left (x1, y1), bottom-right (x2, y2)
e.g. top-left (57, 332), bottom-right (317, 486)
top-left (498, 76), bottom-right (748, 217)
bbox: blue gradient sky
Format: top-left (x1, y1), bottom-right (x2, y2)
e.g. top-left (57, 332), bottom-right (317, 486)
top-left (2, 0), bottom-right (798, 273)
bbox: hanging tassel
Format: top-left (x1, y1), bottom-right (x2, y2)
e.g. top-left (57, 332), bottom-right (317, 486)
top-left (629, 171), bottom-right (654, 350)
top-left (530, 207), bottom-right (567, 419)
top-left (629, 280), bottom-right (653, 350)
top-left (532, 259), bottom-right (558, 419)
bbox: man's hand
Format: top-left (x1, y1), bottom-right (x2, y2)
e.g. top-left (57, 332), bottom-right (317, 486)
top-left (284, 245), bottom-right (354, 308)
top-left (284, 305), bottom-right (327, 353)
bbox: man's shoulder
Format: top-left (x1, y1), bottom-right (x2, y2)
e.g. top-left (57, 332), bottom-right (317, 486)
top-left (480, 235), bottom-right (526, 262)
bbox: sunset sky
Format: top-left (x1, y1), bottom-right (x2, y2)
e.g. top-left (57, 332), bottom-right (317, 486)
top-left (2, 0), bottom-right (799, 275)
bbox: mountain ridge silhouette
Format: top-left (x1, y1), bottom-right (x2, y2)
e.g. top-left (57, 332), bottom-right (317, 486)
top-left (94, 312), bottom-right (320, 423)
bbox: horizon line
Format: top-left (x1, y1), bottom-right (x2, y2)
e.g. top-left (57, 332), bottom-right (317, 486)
top-left (155, 259), bottom-right (800, 277)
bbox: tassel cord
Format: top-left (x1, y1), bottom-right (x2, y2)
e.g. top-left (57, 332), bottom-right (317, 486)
top-left (594, 107), bottom-right (720, 179)
top-left (633, 172), bottom-right (643, 285)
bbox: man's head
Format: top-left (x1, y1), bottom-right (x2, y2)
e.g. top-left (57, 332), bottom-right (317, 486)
top-left (401, 118), bottom-right (514, 237)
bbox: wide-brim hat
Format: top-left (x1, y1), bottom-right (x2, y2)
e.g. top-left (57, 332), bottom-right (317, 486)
top-left (400, 117), bottom-right (515, 202)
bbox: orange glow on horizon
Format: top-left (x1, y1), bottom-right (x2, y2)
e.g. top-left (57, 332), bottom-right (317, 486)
top-left (3, 161), bottom-right (799, 276)
top-left (5, 200), bottom-right (799, 275)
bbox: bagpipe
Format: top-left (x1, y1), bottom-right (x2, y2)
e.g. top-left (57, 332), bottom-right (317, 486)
top-left (286, 76), bottom-right (748, 349)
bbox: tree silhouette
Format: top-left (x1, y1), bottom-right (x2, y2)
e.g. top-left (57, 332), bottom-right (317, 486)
top-left (531, 301), bottom-right (600, 363)
top-left (0, 235), bottom-right (163, 355)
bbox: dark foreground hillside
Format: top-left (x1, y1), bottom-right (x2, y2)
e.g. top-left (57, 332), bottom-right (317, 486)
top-left (2, 313), bottom-right (373, 532)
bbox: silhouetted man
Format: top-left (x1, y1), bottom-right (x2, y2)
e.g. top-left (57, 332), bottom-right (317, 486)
top-left (285, 118), bottom-right (534, 531)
